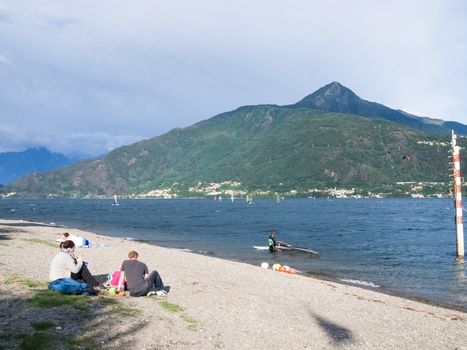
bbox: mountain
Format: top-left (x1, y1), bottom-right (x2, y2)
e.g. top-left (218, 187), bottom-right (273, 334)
top-left (291, 82), bottom-right (467, 135)
top-left (0, 147), bottom-right (80, 185)
top-left (8, 109), bottom-right (461, 198)
top-left (8, 82), bottom-right (467, 198)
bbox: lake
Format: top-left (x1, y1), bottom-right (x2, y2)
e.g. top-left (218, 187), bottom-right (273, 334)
top-left (1, 198), bottom-right (465, 310)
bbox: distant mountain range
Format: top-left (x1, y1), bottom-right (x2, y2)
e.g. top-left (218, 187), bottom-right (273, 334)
top-left (0, 147), bottom-right (81, 185)
top-left (7, 82), bottom-right (467, 198)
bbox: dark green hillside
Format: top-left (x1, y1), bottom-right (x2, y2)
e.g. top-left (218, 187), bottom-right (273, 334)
top-left (10, 105), bottom-right (456, 198)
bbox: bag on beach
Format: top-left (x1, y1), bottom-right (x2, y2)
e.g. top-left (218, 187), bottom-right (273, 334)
top-left (107, 271), bottom-right (126, 288)
top-left (48, 278), bottom-right (89, 295)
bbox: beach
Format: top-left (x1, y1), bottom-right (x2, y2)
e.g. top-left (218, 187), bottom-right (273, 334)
top-left (0, 219), bottom-right (466, 349)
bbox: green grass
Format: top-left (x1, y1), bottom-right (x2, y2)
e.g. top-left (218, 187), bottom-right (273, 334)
top-left (181, 315), bottom-right (201, 331)
top-left (0, 332), bottom-right (27, 342)
top-left (28, 289), bottom-right (93, 311)
top-left (156, 300), bottom-right (201, 331)
top-left (22, 238), bottom-right (57, 248)
top-left (5, 275), bottom-right (91, 311)
top-left (22, 279), bottom-right (48, 289)
top-left (158, 300), bottom-right (184, 313)
top-left (31, 321), bottom-right (55, 331)
top-left (5, 275), bottom-right (49, 290)
top-left (108, 303), bottom-right (142, 317)
top-left (0, 332), bottom-right (102, 350)
top-left (66, 336), bottom-right (102, 350)
top-left (19, 332), bottom-right (54, 350)
top-left (1, 276), bottom-right (142, 349)
top-left (4, 275), bottom-right (20, 285)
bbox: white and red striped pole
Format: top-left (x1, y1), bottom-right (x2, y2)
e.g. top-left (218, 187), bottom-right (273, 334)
top-left (451, 130), bottom-right (465, 258)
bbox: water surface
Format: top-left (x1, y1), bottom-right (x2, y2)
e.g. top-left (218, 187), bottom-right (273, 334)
top-left (1, 198), bottom-right (465, 310)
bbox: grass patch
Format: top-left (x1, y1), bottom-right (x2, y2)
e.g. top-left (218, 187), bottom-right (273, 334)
top-left (21, 238), bottom-right (57, 248)
top-left (109, 304), bottom-right (142, 317)
top-left (19, 332), bottom-right (54, 350)
top-left (31, 321), bottom-right (55, 331)
top-left (5, 275), bottom-right (48, 289)
top-left (28, 290), bottom-right (93, 311)
top-left (181, 315), bottom-right (201, 331)
top-left (22, 279), bottom-right (48, 289)
top-left (0, 332), bottom-right (30, 350)
top-left (0, 332), bottom-right (102, 350)
top-left (5, 275), bottom-right (21, 285)
top-left (0, 332), bottom-right (27, 342)
top-left (96, 295), bottom-right (142, 317)
top-left (66, 336), bottom-right (102, 350)
top-left (156, 300), bottom-right (200, 331)
top-left (158, 300), bottom-right (184, 313)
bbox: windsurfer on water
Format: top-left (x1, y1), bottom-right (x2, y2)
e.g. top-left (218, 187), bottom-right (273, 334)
top-left (268, 229), bottom-right (278, 252)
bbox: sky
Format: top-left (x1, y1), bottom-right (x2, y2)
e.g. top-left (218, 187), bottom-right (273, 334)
top-left (0, 0), bottom-right (466, 156)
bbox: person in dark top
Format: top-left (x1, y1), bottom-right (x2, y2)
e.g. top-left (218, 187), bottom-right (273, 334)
top-left (268, 229), bottom-right (278, 252)
top-left (116, 250), bottom-right (167, 297)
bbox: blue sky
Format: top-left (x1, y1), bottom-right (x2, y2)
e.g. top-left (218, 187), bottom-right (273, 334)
top-left (0, 0), bottom-right (466, 156)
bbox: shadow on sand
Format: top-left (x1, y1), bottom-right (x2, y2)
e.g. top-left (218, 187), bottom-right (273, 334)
top-left (309, 311), bottom-right (354, 345)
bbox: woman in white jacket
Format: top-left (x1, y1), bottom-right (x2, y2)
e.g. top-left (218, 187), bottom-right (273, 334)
top-left (49, 240), bottom-right (102, 290)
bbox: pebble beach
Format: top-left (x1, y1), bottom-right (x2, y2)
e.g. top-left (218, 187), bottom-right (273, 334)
top-left (0, 219), bottom-right (466, 349)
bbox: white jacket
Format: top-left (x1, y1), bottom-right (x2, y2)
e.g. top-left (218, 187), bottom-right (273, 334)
top-left (49, 251), bottom-right (83, 281)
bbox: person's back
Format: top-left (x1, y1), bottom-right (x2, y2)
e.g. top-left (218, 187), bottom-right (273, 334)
top-left (121, 259), bottom-right (148, 295)
top-left (117, 250), bottom-right (167, 297)
top-left (49, 250), bottom-right (82, 281)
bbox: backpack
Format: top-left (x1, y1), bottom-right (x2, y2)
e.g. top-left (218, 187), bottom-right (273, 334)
top-left (106, 271), bottom-right (127, 289)
top-left (48, 278), bottom-right (90, 295)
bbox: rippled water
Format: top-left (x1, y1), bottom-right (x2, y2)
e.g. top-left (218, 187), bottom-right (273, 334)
top-left (1, 198), bottom-right (465, 310)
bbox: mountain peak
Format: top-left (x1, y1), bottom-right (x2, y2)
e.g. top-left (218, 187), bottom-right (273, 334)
top-left (318, 81), bottom-right (353, 95)
top-left (292, 81), bottom-right (361, 112)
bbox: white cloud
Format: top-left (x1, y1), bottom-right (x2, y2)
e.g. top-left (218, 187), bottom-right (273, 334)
top-left (0, 126), bottom-right (143, 156)
top-left (0, 0), bottom-right (466, 155)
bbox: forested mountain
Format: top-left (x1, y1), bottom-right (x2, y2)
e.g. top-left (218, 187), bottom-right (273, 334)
top-left (8, 83), bottom-right (466, 198)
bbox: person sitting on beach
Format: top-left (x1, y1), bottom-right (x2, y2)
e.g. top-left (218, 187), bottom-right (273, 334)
top-left (56, 232), bottom-right (90, 248)
top-left (116, 250), bottom-right (167, 297)
top-left (49, 240), bottom-right (105, 292)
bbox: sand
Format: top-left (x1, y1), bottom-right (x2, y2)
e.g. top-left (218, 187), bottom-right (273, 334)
top-left (0, 219), bottom-right (466, 349)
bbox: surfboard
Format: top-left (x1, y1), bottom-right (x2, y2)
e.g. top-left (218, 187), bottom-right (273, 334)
top-left (252, 245), bottom-right (270, 250)
top-left (253, 244), bottom-right (319, 255)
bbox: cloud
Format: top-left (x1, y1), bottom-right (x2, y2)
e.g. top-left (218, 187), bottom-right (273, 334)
top-left (0, 0), bottom-right (466, 156)
top-left (0, 126), bottom-right (143, 156)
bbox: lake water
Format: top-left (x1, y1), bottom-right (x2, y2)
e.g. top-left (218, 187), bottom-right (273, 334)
top-left (1, 198), bottom-right (465, 310)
